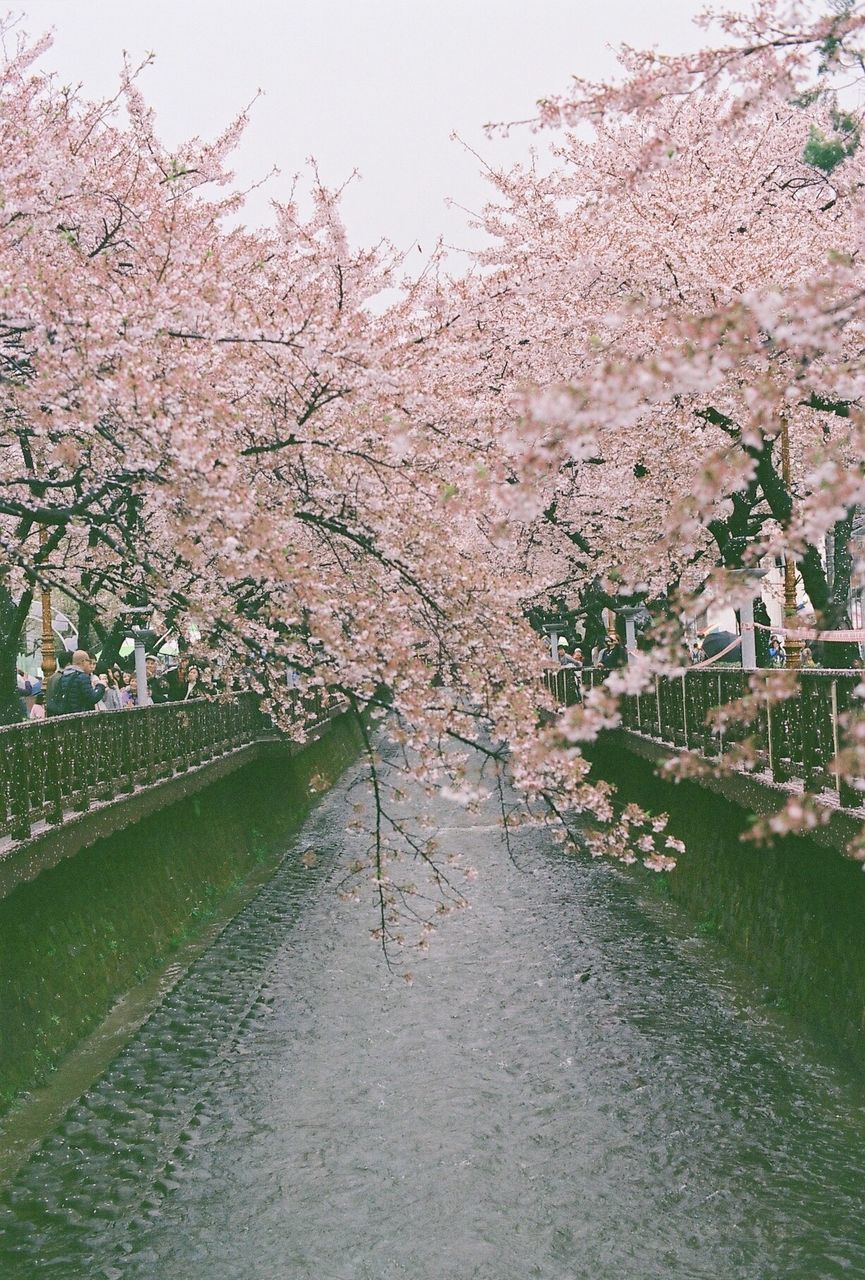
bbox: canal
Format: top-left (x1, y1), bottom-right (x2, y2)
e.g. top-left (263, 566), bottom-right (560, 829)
top-left (2, 750), bottom-right (865, 1278)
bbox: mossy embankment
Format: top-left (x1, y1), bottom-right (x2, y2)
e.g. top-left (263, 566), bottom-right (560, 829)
top-left (0, 715), bottom-right (362, 1111)
top-left (589, 739), bottom-right (865, 1071)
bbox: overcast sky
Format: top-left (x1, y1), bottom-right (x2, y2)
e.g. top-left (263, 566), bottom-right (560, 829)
top-left (11, 1), bottom-right (707, 257)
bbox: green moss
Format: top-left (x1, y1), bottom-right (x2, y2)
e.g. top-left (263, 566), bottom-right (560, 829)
top-left (0, 716), bottom-right (361, 1110)
top-left (589, 740), bottom-right (865, 1071)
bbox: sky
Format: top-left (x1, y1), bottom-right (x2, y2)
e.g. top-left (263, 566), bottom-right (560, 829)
top-left (10, 1), bottom-right (708, 257)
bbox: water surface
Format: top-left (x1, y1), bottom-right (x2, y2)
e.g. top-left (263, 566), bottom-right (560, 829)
top-left (2, 756), bottom-right (864, 1278)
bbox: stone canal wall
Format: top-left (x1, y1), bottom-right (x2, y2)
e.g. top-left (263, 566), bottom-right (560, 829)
top-left (589, 738), bottom-right (865, 1071)
top-left (0, 714), bottom-right (363, 1111)
top-left (7, 709), bottom-right (863, 1117)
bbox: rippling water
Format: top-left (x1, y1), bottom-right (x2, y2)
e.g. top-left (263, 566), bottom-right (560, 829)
top-left (2, 755), bottom-right (865, 1278)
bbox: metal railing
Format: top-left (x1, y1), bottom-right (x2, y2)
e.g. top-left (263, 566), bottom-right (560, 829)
top-left (0, 689), bottom-right (338, 845)
top-left (546, 667), bottom-right (864, 809)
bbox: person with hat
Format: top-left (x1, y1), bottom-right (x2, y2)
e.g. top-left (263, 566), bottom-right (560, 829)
top-left (598, 633), bottom-right (627, 671)
top-left (557, 638), bottom-right (583, 701)
top-left (145, 654), bottom-right (171, 704)
top-left (557, 639), bottom-right (580, 670)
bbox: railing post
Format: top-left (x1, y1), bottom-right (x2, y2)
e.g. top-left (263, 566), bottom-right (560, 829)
top-left (43, 720), bottom-right (63, 824)
top-left (118, 709), bottom-right (135, 793)
top-left (201, 703), bottom-right (216, 762)
top-left (142, 710), bottom-right (157, 786)
top-left (789, 672), bottom-right (805, 784)
top-left (128, 709), bottom-right (142, 784)
top-left (0, 730), bottom-right (9, 835)
top-left (831, 677), bottom-right (860, 809)
top-left (813, 673), bottom-right (834, 786)
top-left (766, 695), bottom-right (775, 780)
top-left (94, 712), bottom-right (112, 801)
top-left (773, 691), bottom-right (792, 784)
top-left (801, 675), bottom-right (823, 794)
top-left (9, 732), bottom-right (32, 841)
top-left (72, 719), bottom-right (91, 813)
top-left (175, 705), bottom-right (190, 772)
top-left (196, 702), bottom-right (209, 763)
top-left (681, 674), bottom-right (690, 748)
top-left (696, 675), bottom-right (714, 756)
top-left (831, 678), bottom-right (842, 798)
top-left (162, 707), bottom-right (176, 778)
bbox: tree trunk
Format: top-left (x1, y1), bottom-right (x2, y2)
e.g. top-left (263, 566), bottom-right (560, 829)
top-left (76, 590), bottom-right (96, 656)
top-left (819, 512), bottom-right (858, 669)
top-left (755, 445), bottom-right (859, 667)
top-left (753, 598), bottom-right (772, 667)
top-left (94, 617), bottom-right (126, 671)
top-left (0, 581), bottom-right (30, 725)
top-left (795, 520), bottom-right (858, 668)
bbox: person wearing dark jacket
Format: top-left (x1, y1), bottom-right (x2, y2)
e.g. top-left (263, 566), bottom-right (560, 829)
top-left (598, 637), bottom-right (627, 670)
top-left (45, 649), bottom-right (73, 716)
top-left (145, 655), bottom-right (171, 704)
top-left (55, 650), bottom-right (106, 713)
top-left (162, 656), bottom-right (189, 702)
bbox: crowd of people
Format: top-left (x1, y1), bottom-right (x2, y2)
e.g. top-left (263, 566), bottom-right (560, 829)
top-left (16, 651), bottom-right (211, 721)
top-left (554, 636), bottom-right (627, 672)
top-left (555, 628), bottom-right (860, 672)
top-left (691, 630), bottom-right (848, 668)
top-left (547, 635), bottom-right (628, 705)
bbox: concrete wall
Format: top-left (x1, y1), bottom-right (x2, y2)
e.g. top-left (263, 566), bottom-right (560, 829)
top-left (589, 739), bottom-right (865, 1070)
top-left (0, 715), bottom-right (362, 1111)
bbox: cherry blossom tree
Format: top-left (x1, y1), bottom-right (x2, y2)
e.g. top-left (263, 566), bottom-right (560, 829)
top-left (0, 27), bottom-right (262, 716)
top-left (2, 2), bottom-right (864, 952)
top-left (0, 26), bottom-right (550, 949)
top-left (457, 0), bottom-right (865, 837)
top-left (450, 89), bottom-right (864, 660)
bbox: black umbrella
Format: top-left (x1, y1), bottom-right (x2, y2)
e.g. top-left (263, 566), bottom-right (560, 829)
top-left (699, 629), bottom-right (741, 662)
